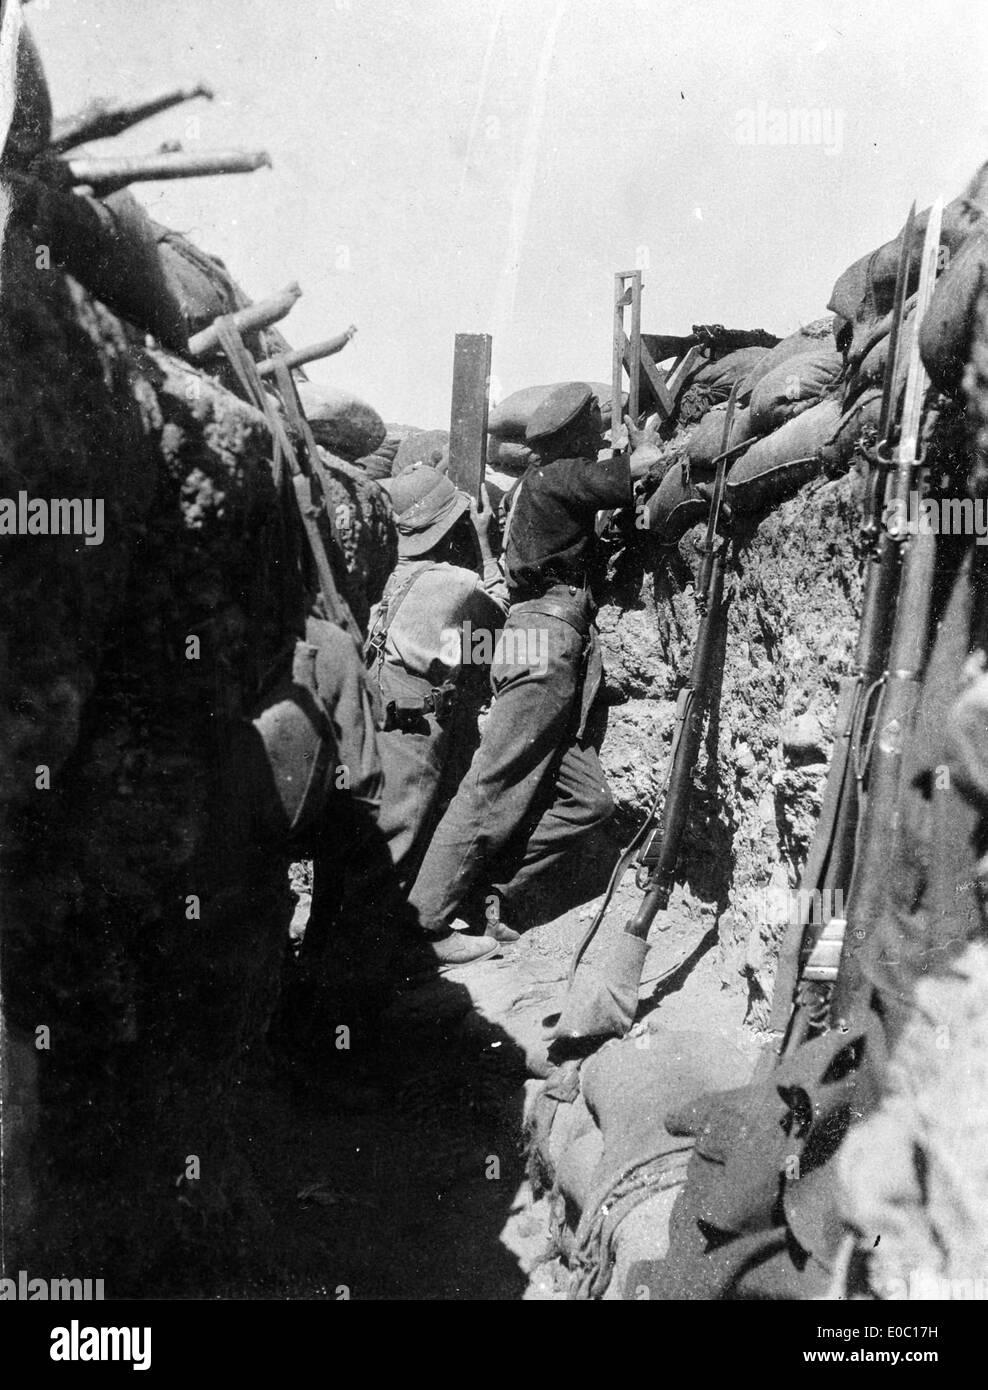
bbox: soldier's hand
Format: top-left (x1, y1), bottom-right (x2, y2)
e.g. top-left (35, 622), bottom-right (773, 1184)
top-left (470, 484), bottom-right (494, 536)
top-left (625, 414), bottom-right (664, 479)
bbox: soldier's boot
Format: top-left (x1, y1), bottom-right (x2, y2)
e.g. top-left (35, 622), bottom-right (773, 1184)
top-left (424, 929), bottom-right (502, 967)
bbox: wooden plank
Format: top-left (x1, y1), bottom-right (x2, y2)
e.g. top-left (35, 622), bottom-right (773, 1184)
top-left (612, 274), bottom-right (625, 455)
top-left (621, 331), bottom-right (676, 420)
top-left (628, 271), bottom-right (642, 423)
top-left (663, 345), bottom-right (704, 400)
top-left (447, 333), bottom-right (492, 501)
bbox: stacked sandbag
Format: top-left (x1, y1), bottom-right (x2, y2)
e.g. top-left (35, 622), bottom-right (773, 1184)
top-left (296, 381), bottom-right (386, 462)
top-left (849, 298), bottom-right (917, 396)
top-left (392, 427), bottom-right (449, 475)
top-left (737, 319), bottom-right (836, 402)
top-left (719, 322), bottom-right (845, 514)
top-left (654, 324), bottom-right (843, 529)
top-left (919, 223), bottom-right (988, 394)
top-left (355, 429), bottom-right (401, 480)
top-left (678, 345), bottom-right (769, 413)
top-left (487, 436), bottom-right (534, 474)
top-left (21, 181), bottom-right (190, 351)
top-left (829, 165), bottom-right (988, 365)
top-left (747, 346), bottom-right (843, 434)
top-left (671, 348), bottom-right (767, 427)
top-left (152, 223), bottom-right (250, 343)
top-left (726, 397), bottom-right (843, 513)
top-left (488, 381), bottom-right (624, 444)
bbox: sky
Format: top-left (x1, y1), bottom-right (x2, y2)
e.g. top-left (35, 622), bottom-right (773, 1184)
top-left (26, 0), bottom-right (988, 427)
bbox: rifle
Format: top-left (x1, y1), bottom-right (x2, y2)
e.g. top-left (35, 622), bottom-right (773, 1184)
top-left (256, 327), bottom-right (357, 379)
top-left (50, 84), bottom-right (215, 154)
top-left (641, 325), bottom-right (779, 365)
top-left (187, 283), bottom-right (301, 359)
top-left (568, 384), bottom-right (742, 991)
top-left (769, 204), bottom-right (918, 1055)
top-left (828, 196), bottom-right (944, 1030)
top-left (66, 147), bottom-right (271, 196)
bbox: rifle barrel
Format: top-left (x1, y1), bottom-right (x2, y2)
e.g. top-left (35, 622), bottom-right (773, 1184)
top-left (187, 283), bottom-right (302, 359)
top-left (256, 327), bottom-right (357, 378)
top-left (68, 148), bottom-right (271, 195)
top-left (50, 84), bottom-right (215, 154)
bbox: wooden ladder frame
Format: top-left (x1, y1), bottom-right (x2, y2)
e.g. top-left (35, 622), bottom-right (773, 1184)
top-left (611, 270), bottom-right (706, 451)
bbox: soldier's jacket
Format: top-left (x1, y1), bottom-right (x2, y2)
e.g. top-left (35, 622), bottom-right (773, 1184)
top-left (503, 454), bottom-right (631, 600)
top-left (368, 556), bottom-right (508, 701)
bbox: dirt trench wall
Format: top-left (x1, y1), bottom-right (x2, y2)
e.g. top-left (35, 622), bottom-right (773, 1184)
top-left (594, 472), bottom-right (862, 1023)
top-left (0, 219), bottom-right (393, 1287)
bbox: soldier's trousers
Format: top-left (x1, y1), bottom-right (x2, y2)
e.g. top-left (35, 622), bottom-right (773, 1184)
top-left (375, 717), bottom-right (446, 888)
top-left (408, 611), bottom-right (615, 936)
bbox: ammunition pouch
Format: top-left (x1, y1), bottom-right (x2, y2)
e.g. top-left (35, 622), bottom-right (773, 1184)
top-left (381, 667), bottom-right (459, 733)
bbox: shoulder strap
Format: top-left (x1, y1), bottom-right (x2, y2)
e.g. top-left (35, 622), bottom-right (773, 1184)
top-left (365, 562), bottom-right (436, 667)
top-left (271, 357), bottom-right (362, 643)
top-left (210, 315), bottom-right (362, 648)
top-left (499, 473), bottom-right (527, 558)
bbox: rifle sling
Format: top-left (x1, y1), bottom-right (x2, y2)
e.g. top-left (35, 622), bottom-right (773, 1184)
top-left (212, 314), bottom-right (360, 643)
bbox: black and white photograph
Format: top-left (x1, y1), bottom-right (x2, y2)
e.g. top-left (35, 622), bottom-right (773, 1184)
top-left (0, 0), bottom-right (984, 1347)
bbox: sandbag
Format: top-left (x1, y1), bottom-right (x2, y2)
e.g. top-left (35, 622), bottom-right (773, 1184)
top-left (738, 322), bottom-right (835, 404)
top-left (670, 348), bottom-right (771, 426)
top-left (748, 347), bottom-right (843, 435)
top-left (919, 225), bottom-right (988, 395)
top-left (296, 383), bottom-right (386, 462)
top-left (686, 405), bottom-right (730, 470)
top-left (685, 345), bottom-right (769, 393)
top-left (355, 430), bottom-right (400, 481)
top-left (726, 397), bottom-right (841, 514)
top-left (3, 22), bottom-right (52, 165)
top-left (487, 437), bottom-right (535, 473)
top-left (392, 428), bottom-right (449, 475)
top-left (852, 300), bottom-right (917, 392)
top-left (153, 224), bottom-right (246, 340)
top-left (643, 460), bottom-right (708, 542)
top-left (819, 391), bottom-right (882, 473)
top-left (488, 381), bottom-right (620, 440)
top-left (828, 170), bottom-right (988, 362)
top-left (729, 404), bottom-right (757, 451)
top-left (25, 181), bottom-right (189, 351)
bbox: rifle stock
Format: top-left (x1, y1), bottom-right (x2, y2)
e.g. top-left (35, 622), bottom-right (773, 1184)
top-left (830, 526), bottom-right (937, 1024)
top-left (629, 554), bottom-right (726, 928)
top-left (771, 498), bottom-right (903, 1043)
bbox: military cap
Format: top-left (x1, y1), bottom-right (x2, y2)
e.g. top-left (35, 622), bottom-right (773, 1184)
top-left (525, 381), bottom-right (595, 444)
top-left (380, 463), bottom-right (469, 557)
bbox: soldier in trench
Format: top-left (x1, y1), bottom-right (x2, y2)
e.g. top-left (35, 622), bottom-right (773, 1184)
top-left (365, 463), bottom-right (511, 965)
top-left (406, 382), bottom-right (665, 944)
